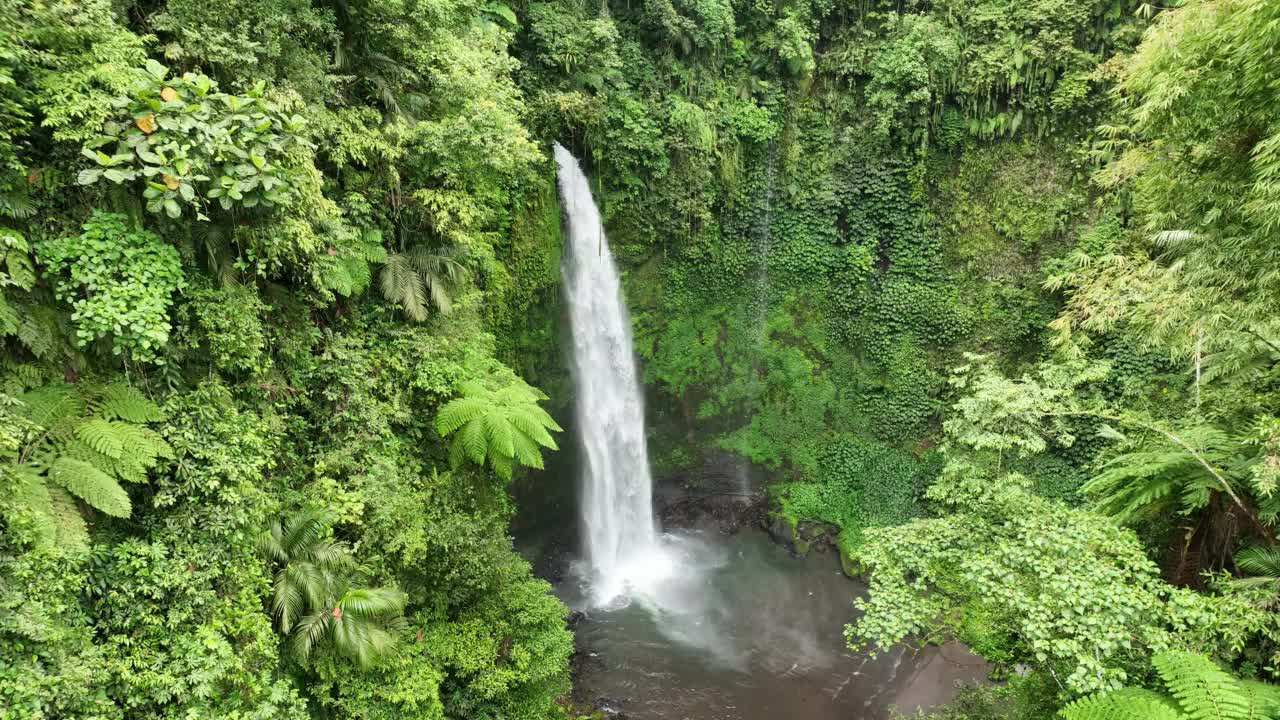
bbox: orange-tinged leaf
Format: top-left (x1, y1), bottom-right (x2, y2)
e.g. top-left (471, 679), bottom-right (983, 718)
top-left (136, 114), bottom-right (157, 134)
top-left (162, 174), bottom-right (180, 190)
top-left (160, 87), bottom-right (178, 102)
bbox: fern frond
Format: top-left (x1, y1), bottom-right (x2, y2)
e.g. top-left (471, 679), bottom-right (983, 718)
top-left (434, 397), bottom-right (489, 435)
top-left (489, 449), bottom-right (513, 480)
top-left (510, 431), bottom-right (545, 469)
top-left (494, 382), bottom-right (539, 405)
top-left (114, 423), bottom-right (173, 466)
top-left (47, 485), bottom-right (89, 549)
top-left (16, 309), bottom-right (57, 358)
top-left (95, 383), bottom-right (166, 423)
top-left (482, 414), bottom-right (515, 458)
top-left (434, 377), bottom-right (561, 478)
top-left (1084, 448), bottom-right (1202, 521)
top-left (61, 437), bottom-right (132, 482)
top-left (510, 409), bottom-right (558, 449)
top-left (448, 436), bottom-right (466, 470)
top-left (0, 294), bottom-right (17, 337)
top-left (1240, 680), bottom-right (1280, 720)
top-left (2, 364), bottom-right (47, 395)
top-left (1153, 649), bottom-right (1251, 720)
top-left (523, 402), bottom-right (562, 433)
top-left (343, 255), bottom-right (373, 296)
top-left (19, 385), bottom-right (83, 428)
top-left (47, 456), bottom-right (131, 518)
top-left (11, 466), bottom-right (56, 546)
top-left (75, 418), bottom-right (127, 458)
top-left (457, 419), bottom-right (488, 465)
top-left (1059, 688), bottom-right (1182, 720)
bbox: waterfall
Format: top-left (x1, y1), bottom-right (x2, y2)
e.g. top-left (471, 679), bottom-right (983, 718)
top-left (737, 144), bottom-right (777, 499)
top-left (554, 143), bottom-right (665, 604)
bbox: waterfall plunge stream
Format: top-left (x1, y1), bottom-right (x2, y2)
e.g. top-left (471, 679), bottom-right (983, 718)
top-left (555, 143), bottom-right (673, 605)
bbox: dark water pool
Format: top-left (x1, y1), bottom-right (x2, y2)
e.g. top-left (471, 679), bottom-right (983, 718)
top-left (555, 528), bottom-right (986, 720)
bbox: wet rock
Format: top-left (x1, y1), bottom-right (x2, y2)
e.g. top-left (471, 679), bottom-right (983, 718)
top-left (764, 512), bottom-right (796, 546)
top-left (594, 696), bottom-right (629, 718)
top-left (839, 545), bottom-right (861, 579)
top-left (568, 642), bottom-right (605, 704)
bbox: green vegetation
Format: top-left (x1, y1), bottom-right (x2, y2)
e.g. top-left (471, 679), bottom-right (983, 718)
top-left (1, 0), bottom-right (571, 717)
top-left (1060, 650), bottom-right (1280, 720)
top-left (2, 0), bottom-right (1279, 717)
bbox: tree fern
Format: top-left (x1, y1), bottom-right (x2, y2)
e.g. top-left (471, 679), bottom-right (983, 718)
top-left (1060, 688), bottom-right (1182, 720)
top-left (435, 377), bottom-right (561, 480)
top-left (316, 224), bottom-right (386, 298)
top-left (1060, 651), bottom-right (1276, 720)
top-left (1153, 650), bottom-right (1251, 720)
top-left (4, 380), bottom-right (170, 548)
top-left (1241, 681), bottom-right (1280, 720)
top-left (1084, 426), bottom-right (1232, 523)
top-left (20, 384), bottom-right (83, 429)
top-left (94, 383), bottom-right (167, 423)
top-left (46, 485), bottom-right (89, 549)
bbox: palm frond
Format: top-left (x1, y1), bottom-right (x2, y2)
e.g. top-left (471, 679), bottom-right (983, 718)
top-left (0, 191), bottom-right (37, 220)
top-left (339, 587), bottom-right (408, 619)
top-left (380, 252), bottom-right (428, 322)
top-left (1237, 547), bottom-right (1280, 578)
top-left (291, 611), bottom-right (332, 663)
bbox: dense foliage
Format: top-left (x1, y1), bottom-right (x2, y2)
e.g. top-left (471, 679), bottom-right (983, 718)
top-left (1, 0), bottom-right (572, 717)
top-left (2, 0), bottom-right (1279, 717)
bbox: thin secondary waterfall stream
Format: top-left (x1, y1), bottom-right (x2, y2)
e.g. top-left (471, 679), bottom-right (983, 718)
top-left (555, 143), bottom-right (668, 604)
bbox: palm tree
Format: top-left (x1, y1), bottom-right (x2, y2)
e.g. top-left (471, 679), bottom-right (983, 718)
top-left (1232, 546), bottom-right (1280, 609)
top-left (379, 244), bottom-right (469, 321)
top-left (327, 0), bottom-right (425, 120)
top-left (258, 511), bottom-right (408, 668)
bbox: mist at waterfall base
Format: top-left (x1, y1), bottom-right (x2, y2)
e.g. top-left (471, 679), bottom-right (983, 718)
top-left (553, 144), bottom-right (984, 718)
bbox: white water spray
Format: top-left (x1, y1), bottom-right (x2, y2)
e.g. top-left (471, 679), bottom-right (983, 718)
top-left (555, 143), bottom-right (670, 604)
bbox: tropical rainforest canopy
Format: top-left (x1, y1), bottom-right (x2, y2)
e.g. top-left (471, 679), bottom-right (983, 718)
top-left (3, 0), bottom-right (1280, 718)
